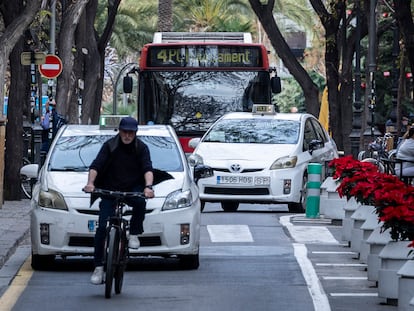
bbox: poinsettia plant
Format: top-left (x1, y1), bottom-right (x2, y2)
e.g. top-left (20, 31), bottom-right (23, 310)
top-left (328, 156), bottom-right (414, 248)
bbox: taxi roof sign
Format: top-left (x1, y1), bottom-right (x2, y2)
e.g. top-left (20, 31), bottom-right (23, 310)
top-left (99, 115), bottom-right (129, 130)
top-left (252, 104), bottom-right (275, 115)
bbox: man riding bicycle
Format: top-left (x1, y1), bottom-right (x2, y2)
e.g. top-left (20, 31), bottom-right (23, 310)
top-left (83, 116), bottom-right (155, 285)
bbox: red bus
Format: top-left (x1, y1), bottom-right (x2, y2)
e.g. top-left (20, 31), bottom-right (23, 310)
top-left (124, 32), bottom-right (281, 152)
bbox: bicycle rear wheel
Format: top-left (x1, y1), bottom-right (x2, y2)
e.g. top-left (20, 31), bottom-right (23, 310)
top-left (105, 227), bottom-right (118, 299)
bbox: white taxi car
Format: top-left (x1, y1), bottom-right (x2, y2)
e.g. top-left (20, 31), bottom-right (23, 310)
top-left (22, 120), bottom-right (212, 270)
top-left (188, 105), bottom-right (338, 213)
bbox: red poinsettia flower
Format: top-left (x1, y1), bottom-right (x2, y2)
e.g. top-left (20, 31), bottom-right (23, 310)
top-left (329, 156), bottom-right (414, 249)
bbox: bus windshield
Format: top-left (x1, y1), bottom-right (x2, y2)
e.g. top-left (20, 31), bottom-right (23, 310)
top-left (139, 70), bottom-right (271, 134)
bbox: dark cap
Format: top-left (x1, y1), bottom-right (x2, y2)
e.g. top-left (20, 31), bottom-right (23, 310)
top-left (119, 117), bottom-right (138, 131)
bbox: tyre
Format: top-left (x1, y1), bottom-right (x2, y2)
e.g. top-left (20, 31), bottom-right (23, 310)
top-left (105, 228), bottom-right (118, 299)
top-left (31, 254), bottom-right (55, 270)
top-left (288, 174), bottom-right (307, 213)
top-left (361, 157), bottom-right (385, 173)
top-left (178, 254), bottom-right (199, 270)
top-left (20, 175), bottom-right (33, 199)
top-left (200, 201), bottom-right (205, 212)
top-left (221, 201), bottom-right (239, 212)
top-left (115, 233), bottom-right (128, 294)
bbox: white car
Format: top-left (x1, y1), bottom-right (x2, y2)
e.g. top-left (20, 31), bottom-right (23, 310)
top-left (188, 105), bottom-right (339, 213)
top-left (22, 122), bottom-right (212, 270)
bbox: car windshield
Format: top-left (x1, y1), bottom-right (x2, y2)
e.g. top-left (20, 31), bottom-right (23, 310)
top-left (203, 118), bottom-right (300, 144)
top-left (48, 135), bottom-right (183, 172)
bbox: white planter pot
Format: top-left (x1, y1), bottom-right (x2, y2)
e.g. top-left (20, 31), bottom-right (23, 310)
top-left (350, 205), bottom-right (376, 254)
top-left (319, 177), bottom-right (346, 220)
top-left (341, 197), bottom-right (360, 243)
top-left (366, 227), bottom-right (392, 282)
top-left (359, 212), bottom-right (382, 263)
top-left (378, 240), bottom-right (414, 305)
top-left (398, 260), bottom-right (414, 311)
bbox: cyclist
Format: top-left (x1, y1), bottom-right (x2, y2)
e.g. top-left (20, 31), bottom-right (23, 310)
top-left (83, 116), bottom-right (155, 285)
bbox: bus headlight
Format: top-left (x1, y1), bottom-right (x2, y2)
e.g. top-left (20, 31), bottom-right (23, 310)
top-left (162, 190), bottom-right (192, 210)
top-left (270, 156), bottom-right (298, 170)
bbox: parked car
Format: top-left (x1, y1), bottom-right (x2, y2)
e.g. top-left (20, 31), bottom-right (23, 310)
top-left (22, 121), bottom-right (212, 270)
top-left (188, 104), bottom-right (339, 213)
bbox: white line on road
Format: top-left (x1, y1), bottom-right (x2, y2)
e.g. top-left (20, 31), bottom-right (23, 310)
top-left (207, 225), bottom-right (253, 242)
top-left (322, 276), bottom-right (367, 280)
top-left (316, 263), bottom-right (367, 267)
top-left (312, 251), bottom-right (357, 255)
top-left (330, 293), bottom-right (378, 297)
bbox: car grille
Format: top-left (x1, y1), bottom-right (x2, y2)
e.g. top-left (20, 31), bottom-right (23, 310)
top-left (213, 168), bottom-right (263, 173)
top-left (204, 187), bottom-right (269, 195)
top-left (68, 236), bottom-right (162, 247)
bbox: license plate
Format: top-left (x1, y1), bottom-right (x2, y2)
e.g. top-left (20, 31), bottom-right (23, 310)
top-left (88, 220), bottom-right (98, 232)
top-left (217, 176), bottom-right (270, 185)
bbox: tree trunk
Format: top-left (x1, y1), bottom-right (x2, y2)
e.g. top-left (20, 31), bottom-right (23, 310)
top-left (248, 0), bottom-right (320, 116)
top-left (394, 0), bottom-right (414, 76)
top-left (0, 0), bottom-right (42, 200)
top-left (56, 0), bottom-right (88, 123)
top-left (158, 0), bottom-right (173, 32)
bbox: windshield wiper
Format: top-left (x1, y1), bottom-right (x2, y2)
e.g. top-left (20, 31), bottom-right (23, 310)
top-left (50, 166), bottom-right (89, 172)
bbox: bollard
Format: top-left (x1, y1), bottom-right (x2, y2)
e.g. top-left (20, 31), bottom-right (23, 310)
top-left (306, 163), bottom-right (322, 218)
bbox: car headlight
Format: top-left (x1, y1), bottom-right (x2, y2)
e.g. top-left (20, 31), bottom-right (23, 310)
top-left (162, 189), bottom-right (193, 210)
top-left (270, 156), bottom-right (298, 170)
top-left (38, 189), bottom-right (68, 210)
top-left (188, 153), bottom-right (203, 167)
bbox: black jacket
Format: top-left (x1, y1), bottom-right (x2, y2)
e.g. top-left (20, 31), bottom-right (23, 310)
top-left (90, 135), bottom-right (153, 191)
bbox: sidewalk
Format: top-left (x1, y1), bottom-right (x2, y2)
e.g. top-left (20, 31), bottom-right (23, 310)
top-left (0, 200), bottom-right (32, 269)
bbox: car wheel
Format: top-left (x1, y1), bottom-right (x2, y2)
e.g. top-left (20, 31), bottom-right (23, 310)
top-left (200, 201), bottom-right (205, 212)
top-left (221, 201), bottom-right (239, 212)
top-left (178, 254), bottom-right (199, 270)
top-left (31, 253), bottom-right (55, 270)
top-left (288, 174), bottom-right (307, 213)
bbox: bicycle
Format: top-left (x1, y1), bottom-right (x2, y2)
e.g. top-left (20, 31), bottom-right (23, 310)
top-left (92, 188), bottom-right (146, 299)
top-left (357, 133), bottom-right (397, 174)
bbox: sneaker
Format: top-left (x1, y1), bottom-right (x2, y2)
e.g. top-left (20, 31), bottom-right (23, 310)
top-left (90, 266), bottom-right (104, 285)
top-left (128, 235), bottom-right (140, 249)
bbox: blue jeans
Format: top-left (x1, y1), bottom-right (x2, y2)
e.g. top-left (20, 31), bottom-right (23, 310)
top-left (93, 192), bottom-right (146, 267)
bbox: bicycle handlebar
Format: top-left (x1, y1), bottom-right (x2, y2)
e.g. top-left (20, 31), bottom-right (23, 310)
top-left (85, 188), bottom-right (146, 199)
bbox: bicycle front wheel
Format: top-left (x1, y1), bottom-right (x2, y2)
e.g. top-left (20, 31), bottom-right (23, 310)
top-left (114, 232), bottom-right (128, 294)
top-left (105, 227), bottom-right (118, 299)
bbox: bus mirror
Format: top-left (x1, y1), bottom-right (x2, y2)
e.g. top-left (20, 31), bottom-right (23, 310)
top-left (123, 76), bottom-right (133, 93)
top-left (271, 76), bottom-right (281, 94)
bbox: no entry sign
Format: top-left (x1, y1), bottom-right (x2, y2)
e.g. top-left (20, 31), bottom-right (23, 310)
top-left (38, 54), bottom-right (63, 79)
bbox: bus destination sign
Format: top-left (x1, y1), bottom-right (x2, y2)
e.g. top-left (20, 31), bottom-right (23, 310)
top-left (147, 45), bottom-right (263, 68)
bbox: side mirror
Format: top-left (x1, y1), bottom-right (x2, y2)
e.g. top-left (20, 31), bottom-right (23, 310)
top-left (123, 76), bottom-right (133, 93)
top-left (308, 139), bottom-right (324, 155)
top-left (20, 164), bottom-right (39, 179)
top-left (271, 76), bottom-right (281, 94)
top-left (188, 137), bottom-right (201, 149)
top-left (193, 164), bottom-right (214, 183)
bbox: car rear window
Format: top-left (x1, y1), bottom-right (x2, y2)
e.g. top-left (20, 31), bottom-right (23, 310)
top-left (203, 119), bottom-right (300, 144)
top-left (48, 135), bottom-right (183, 172)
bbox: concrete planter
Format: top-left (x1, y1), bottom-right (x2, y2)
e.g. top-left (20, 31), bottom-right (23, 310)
top-left (398, 260), bottom-right (414, 311)
top-left (341, 197), bottom-right (360, 243)
top-left (366, 227), bottom-right (392, 282)
top-left (319, 177), bottom-right (346, 220)
top-left (359, 212), bottom-right (382, 264)
top-left (378, 240), bottom-right (413, 305)
top-left (350, 204), bottom-right (376, 255)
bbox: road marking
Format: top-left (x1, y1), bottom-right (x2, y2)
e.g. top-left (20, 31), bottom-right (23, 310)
top-left (330, 293), bottom-right (378, 297)
top-left (207, 225), bottom-right (253, 242)
top-left (312, 251), bottom-right (357, 255)
top-left (0, 256), bottom-right (32, 311)
top-left (293, 243), bottom-right (331, 311)
top-left (316, 263), bottom-right (367, 267)
top-left (323, 276), bottom-right (367, 280)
